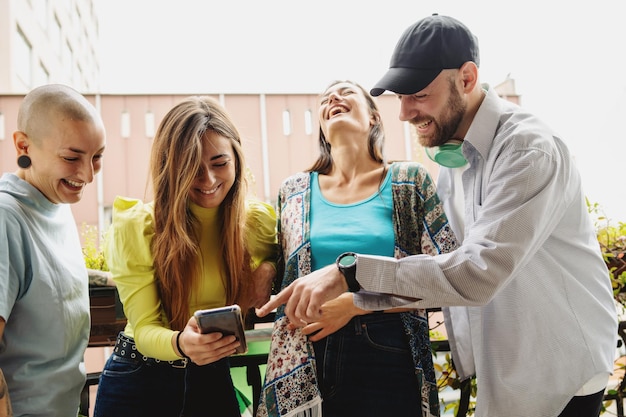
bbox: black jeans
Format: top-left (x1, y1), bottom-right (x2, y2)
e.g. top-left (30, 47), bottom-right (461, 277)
top-left (558, 389), bottom-right (605, 417)
top-left (93, 347), bottom-right (239, 417)
top-left (312, 313), bottom-right (429, 417)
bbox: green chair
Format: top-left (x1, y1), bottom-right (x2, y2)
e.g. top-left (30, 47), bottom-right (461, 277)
top-left (230, 328), bottom-right (272, 416)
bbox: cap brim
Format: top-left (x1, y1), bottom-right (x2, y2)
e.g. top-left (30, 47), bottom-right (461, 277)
top-left (370, 67), bottom-right (442, 96)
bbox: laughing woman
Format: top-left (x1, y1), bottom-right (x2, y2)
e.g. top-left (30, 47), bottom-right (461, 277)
top-left (94, 96), bottom-right (278, 417)
top-left (258, 80), bottom-right (457, 417)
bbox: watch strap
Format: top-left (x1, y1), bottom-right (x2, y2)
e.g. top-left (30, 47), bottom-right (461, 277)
top-left (336, 252), bottom-right (360, 292)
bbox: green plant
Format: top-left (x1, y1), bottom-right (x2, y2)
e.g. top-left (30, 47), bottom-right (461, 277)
top-left (432, 348), bottom-right (476, 415)
top-left (81, 223), bottom-right (108, 272)
top-left (587, 199), bottom-right (626, 308)
top-left (587, 199), bottom-right (626, 415)
top-left (430, 312), bottom-right (476, 415)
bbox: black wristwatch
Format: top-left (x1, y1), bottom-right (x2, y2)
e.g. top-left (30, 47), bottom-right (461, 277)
top-left (336, 252), bottom-right (360, 292)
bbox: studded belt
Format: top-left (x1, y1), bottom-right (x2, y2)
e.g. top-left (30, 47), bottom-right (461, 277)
top-left (113, 332), bottom-right (189, 368)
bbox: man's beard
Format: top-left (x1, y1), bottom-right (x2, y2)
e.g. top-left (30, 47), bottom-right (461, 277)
top-left (414, 82), bottom-right (466, 148)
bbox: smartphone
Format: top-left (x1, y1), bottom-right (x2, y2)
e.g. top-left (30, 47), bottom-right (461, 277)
top-left (193, 304), bottom-right (247, 354)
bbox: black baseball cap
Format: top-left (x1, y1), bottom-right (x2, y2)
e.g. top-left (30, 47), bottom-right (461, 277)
top-left (370, 14), bottom-right (480, 97)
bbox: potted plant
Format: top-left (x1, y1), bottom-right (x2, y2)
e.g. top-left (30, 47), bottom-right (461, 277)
top-left (81, 224), bottom-right (125, 345)
top-left (589, 203), bottom-right (626, 308)
top-left (587, 200), bottom-right (626, 415)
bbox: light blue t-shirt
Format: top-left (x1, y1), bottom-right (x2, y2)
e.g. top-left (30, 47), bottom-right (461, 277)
top-left (0, 173), bottom-right (90, 417)
top-left (310, 170), bottom-right (394, 270)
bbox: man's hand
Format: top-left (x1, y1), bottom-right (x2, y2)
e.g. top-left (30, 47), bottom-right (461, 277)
top-left (256, 264), bottom-right (348, 325)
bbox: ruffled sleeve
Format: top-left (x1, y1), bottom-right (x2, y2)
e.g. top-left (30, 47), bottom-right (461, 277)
top-left (104, 197), bottom-right (179, 360)
top-left (245, 199), bottom-right (279, 269)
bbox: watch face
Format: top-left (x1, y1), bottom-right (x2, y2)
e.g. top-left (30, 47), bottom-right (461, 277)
top-left (339, 254), bottom-right (356, 267)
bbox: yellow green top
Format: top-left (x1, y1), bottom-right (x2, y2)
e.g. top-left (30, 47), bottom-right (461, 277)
top-left (104, 196), bottom-right (277, 360)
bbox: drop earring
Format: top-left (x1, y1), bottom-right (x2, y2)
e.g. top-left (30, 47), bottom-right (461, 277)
top-left (17, 155), bottom-right (32, 169)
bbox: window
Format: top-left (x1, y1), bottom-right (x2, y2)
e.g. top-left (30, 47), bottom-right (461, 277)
top-left (282, 110), bottom-right (292, 136)
top-left (50, 14), bottom-right (61, 56)
top-left (145, 111), bottom-right (155, 138)
top-left (121, 111), bottom-right (130, 138)
top-left (62, 40), bottom-right (73, 82)
top-left (102, 206), bottom-right (113, 230)
top-left (33, 60), bottom-right (49, 87)
top-left (76, 62), bottom-right (83, 88)
top-left (304, 109), bottom-right (313, 135)
top-left (15, 27), bottom-right (32, 88)
top-left (34, 0), bottom-right (48, 30)
top-left (0, 113), bottom-right (5, 140)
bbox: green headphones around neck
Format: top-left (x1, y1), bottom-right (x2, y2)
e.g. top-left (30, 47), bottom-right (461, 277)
top-left (424, 140), bottom-right (468, 168)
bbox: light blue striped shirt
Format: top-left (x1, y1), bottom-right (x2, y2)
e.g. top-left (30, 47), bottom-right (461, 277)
top-left (353, 87), bottom-right (617, 416)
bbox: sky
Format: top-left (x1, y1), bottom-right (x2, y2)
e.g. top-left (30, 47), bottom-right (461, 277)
top-left (94, 0), bottom-right (626, 222)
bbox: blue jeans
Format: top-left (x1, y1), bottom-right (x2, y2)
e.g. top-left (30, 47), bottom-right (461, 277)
top-left (558, 389), bottom-right (605, 417)
top-left (312, 313), bottom-right (426, 417)
top-left (93, 350), bottom-right (240, 417)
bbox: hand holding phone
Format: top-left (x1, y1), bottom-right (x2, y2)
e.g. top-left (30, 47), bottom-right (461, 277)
top-left (193, 304), bottom-right (247, 354)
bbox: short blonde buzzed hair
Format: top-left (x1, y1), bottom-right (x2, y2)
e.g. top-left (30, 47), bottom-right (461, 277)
top-left (17, 84), bottom-right (101, 143)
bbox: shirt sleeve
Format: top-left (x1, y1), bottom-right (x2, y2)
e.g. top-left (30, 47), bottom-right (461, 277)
top-left (0, 205), bottom-right (24, 321)
top-left (104, 197), bottom-right (178, 360)
top-left (352, 162), bottom-right (458, 311)
top-left (354, 141), bottom-right (567, 310)
top-left (245, 199), bottom-right (279, 270)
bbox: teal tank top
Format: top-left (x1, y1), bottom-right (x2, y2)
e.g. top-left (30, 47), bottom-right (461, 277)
top-left (310, 169), bottom-right (395, 270)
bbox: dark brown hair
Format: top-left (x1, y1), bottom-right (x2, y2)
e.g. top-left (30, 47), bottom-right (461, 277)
top-left (308, 80), bottom-right (385, 173)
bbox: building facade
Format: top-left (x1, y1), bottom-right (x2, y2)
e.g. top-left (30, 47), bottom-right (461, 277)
top-left (0, 90), bottom-right (440, 239)
top-left (0, 0), bottom-right (100, 94)
top-left (0, 0), bottom-right (519, 241)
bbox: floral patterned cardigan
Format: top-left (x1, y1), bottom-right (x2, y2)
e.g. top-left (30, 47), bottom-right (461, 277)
top-left (257, 161), bottom-right (458, 417)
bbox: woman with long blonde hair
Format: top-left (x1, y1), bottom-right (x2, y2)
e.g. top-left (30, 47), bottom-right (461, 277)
top-left (94, 96), bottom-right (278, 417)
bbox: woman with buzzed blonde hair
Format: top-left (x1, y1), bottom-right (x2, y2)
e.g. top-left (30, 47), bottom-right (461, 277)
top-left (0, 84), bottom-right (106, 417)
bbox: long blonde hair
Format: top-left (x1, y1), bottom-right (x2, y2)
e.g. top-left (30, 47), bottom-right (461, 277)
top-left (149, 96), bottom-right (251, 330)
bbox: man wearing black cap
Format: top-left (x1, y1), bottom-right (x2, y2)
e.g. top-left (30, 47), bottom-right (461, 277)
top-left (259, 14), bottom-right (618, 417)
